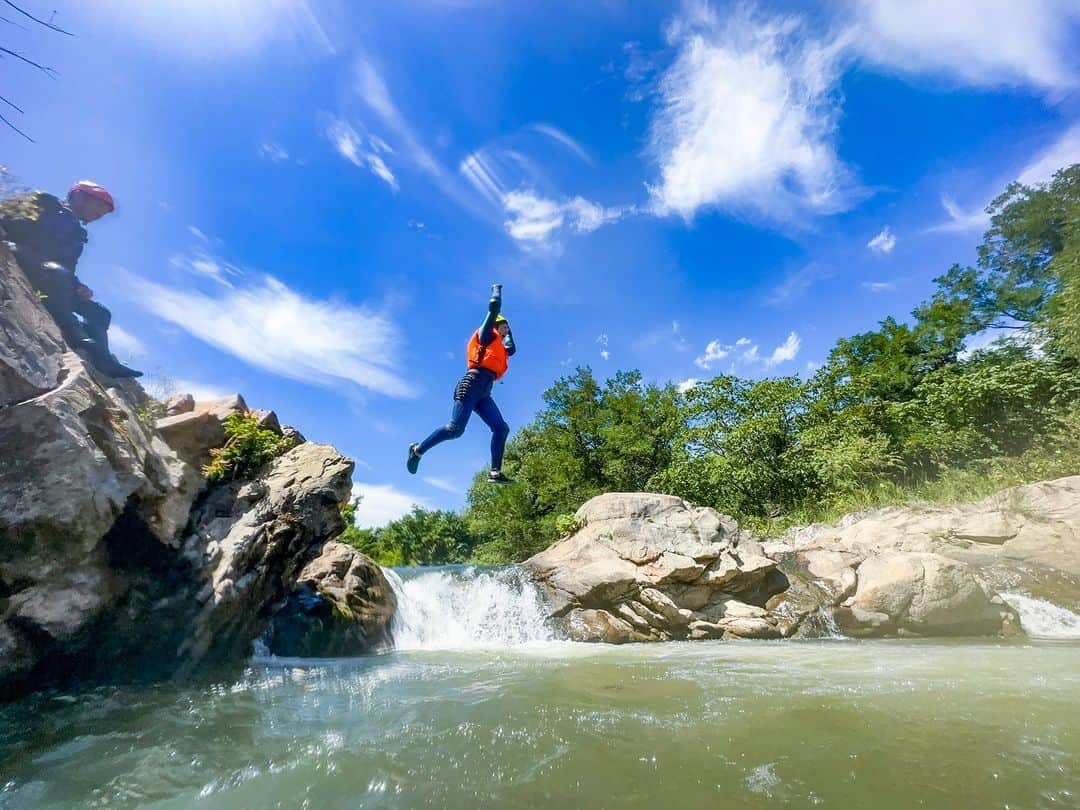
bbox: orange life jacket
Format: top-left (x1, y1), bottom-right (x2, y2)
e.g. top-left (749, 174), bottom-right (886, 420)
top-left (467, 328), bottom-right (509, 380)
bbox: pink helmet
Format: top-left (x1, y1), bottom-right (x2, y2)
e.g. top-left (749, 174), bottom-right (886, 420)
top-left (68, 180), bottom-right (115, 212)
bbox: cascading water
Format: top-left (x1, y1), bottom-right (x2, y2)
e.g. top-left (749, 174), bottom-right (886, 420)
top-left (384, 565), bottom-right (556, 650)
top-left (1000, 592), bottom-right (1080, 638)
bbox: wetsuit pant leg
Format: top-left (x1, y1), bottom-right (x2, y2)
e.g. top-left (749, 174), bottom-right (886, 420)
top-left (417, 373), bottom-right (487, 455)
top-left (473, 395), bottom-right (509, 470)
top-left (73, 298), bottom-right (112, 352)
top-left (23, 262), bottom-right (85, 344)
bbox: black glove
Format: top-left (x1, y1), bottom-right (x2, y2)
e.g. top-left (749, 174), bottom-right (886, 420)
top-left (488, 282), bottom-right (502, 313)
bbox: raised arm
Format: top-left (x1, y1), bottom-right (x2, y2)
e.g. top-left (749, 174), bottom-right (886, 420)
top-left (478, 283), bottom-right (502, 346)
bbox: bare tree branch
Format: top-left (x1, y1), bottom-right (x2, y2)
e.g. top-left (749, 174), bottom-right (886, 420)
top-left (0, 93), bottom-right (24, 113)
top-left (0, 45), bottom-right (58, 77)
top-left (0, 110), bottom-right (33, 141)
top-left (0, 13), bottom-right (32, 31)
top-left (2, 1), bottom-right (72, 36)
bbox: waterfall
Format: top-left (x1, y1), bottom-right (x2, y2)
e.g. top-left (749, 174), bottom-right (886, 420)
top-left (1000, 592), bottom-right (1080, 639)
top-left (384, 565), bottom-right (556, 650)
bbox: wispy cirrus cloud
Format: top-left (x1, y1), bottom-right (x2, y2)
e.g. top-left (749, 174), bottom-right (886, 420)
top-left (930, 123), bottom-right (1080, 233)
top-left (121, 262), bottom-right (415, 398)
top-left (326, 118), bottom-right (399, 191)
top-left (768, 262), bottom-right (834, 305)
top-left (529, 123), bottom-right (593, 165)
top-left (501, 190), bottom-right (631, 244)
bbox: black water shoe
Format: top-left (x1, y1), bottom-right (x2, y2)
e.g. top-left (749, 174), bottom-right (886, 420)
top-left (487, 470), bottom-right (514, 485)
top-left (407, 443), bottom-right (422, 474)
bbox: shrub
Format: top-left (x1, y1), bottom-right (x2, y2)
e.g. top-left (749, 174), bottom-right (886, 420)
top-left (203, 411), bottom-right (294, 483)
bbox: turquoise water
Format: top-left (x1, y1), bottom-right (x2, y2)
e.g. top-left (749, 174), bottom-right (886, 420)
top-left (3, 639), bottom-right (1079, 809)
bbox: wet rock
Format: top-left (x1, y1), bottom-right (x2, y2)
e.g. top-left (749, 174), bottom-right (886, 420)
top-left (265, 541), bottom-right (396, 657)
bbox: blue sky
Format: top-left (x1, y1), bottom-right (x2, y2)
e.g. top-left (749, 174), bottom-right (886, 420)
top-left (4, 0), bottom-right (1079, 526)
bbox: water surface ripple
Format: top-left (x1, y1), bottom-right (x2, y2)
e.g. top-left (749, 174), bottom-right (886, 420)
top-left (2, 640), bottom-right (1079, 809)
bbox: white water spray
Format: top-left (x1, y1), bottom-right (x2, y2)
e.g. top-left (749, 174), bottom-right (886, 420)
top-left (385, 565), bottom-right (556, 650)
top-left (1000, 593), bottom-right (1080, 639)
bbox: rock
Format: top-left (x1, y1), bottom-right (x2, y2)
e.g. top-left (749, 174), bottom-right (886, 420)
top-left (253, 409), bottom-right (282, 435)
top-left (162, 393), bottom-right (195, 416)
top-left (169, 443), bottom-right (354, 676)
top-left (526, 493), bottom-right (782, 643)
top-left (154, 393), bottom-right (249, 467)
top-left (0, 250), bottom-right (385, 700)
top-left (281, 424), bottom-right (307, 445)
top-left (837, 552), bottom-right (1011, 637)
top-left (0, 243), bottom-right (67, 407)
top-left (265, 541), bottom-right (396, 657)
top-left (770, 476), bottom-right (1080, 614)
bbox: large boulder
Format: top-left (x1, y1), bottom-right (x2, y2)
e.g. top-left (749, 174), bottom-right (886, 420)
top-left (526, 493), bottom-right (785, 643)
top-left (766, 476), bottom-right (1080, 618)
top-left (154, 393), bottom-right (250, 468)
top-left (0, 251), bottom-right (373, 699)
top-left (833, 551), bottom-right (1016, 637)
top-left (264, 541), bottom-right (396, 657)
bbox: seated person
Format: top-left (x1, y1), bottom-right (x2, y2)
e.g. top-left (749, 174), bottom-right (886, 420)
top-left (0, 180), bottom-right (140, 378)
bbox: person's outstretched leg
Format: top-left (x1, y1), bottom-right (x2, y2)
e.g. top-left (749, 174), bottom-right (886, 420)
top-left (408, 377), bottom-right (480, 473)
top-left (474, 395), bottom-right (512, 483)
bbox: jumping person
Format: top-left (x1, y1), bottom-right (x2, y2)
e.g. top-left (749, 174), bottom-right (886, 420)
top-left (407, 283), bottom-right (516, 484)
top-left (0, 180), bottom-right (141, 378)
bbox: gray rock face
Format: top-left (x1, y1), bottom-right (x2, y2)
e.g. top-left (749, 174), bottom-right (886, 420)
top-left (155, 393), bottom-right (249, 468)
top-left (526, 479), bottom-right (1080, 642)
top-left (526, 493), bottom-right (785, 643)
top-left (264, 541), bottom-right (396, 657)
top-left (764, 476), bottom-right (1080, 635)
top-left (0, 252), bottom-right (370, 699)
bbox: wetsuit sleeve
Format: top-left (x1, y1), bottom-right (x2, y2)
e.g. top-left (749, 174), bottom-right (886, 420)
top-left (503, 327), bottom-right (516, 357)
top-left (478, 288), bottom-right (501, 347)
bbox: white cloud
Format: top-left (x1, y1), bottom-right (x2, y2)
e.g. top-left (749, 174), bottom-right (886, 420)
top-left (695, 332), bottom-right (799, 372)
top-left (422, 476), bottom-right (464, 495)
top-left (351, 483), bottom-right (430, 529)
top-left (355, 56), bottom-right (442, 178)
top-left (258, 141), bottom-right (290, 162)
top-left (597, 333), bottom-right (611, 361)
top-left (648, 8), bottom-right (857, 223)
top-left (529, 123), bottom-right (593, 165)
top-left (188, 225), bottom-right (209, 242)
top-left (326, 118), bottom-right (399, 191)
top-left (121, 271), bottom-right (416, 397)
top-left (853, 0), bottom-right (1080, 91)
top-left (1016, 123), bottom-right (1080, 186)
top-left (676, 378), bottom-right (700, 393)
top-left (171, 378), bottom-right (232, 403)
top-left (694, 339), bottom-right (730, 369)
top-left (862, 281), bottom-right (896, 293)
top-left (109, 325), bottom-right (146, 358)
top-left (501, 190), bottom-right (628, 244)
top-left (503, 191), bottom-right (565, 242)
top-left (82, 1), bottom-right (333, 59)
top-left (867, 225), bottom-right (897, 254)
top-left (764, 331), bottom-right (801, 367)
top-left (169, 251), bottom-right (241, 288)
top-left (930, 123), bottom-right (1080, 233)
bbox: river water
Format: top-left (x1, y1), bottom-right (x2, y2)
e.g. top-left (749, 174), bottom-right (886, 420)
top-left (2, 566), bottom-right (1080, 809)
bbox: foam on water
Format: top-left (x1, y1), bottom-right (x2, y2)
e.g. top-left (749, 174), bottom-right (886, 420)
top-left (1000, 592), bottom-right (1080, 638)
top-left (385, 565), bottom-right (555, 650)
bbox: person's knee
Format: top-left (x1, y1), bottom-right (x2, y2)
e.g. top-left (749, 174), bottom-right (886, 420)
top-left (445, 422), bottom-right (466, 440)
top-left (494, 420), bottom-right (510, 439)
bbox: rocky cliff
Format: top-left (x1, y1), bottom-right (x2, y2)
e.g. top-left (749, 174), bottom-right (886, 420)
top-left (0, 245), bottom-right (390, 699)
top-left (527, 480), bottom-right (1080, 643)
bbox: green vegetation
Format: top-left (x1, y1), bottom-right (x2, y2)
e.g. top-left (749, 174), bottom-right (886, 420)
top-left (204, 411), bottom-right (295, 483)
top-left (339, 500), bottom-right (484, 566)
top-left (359, 164), bottom-right (1080, 565)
